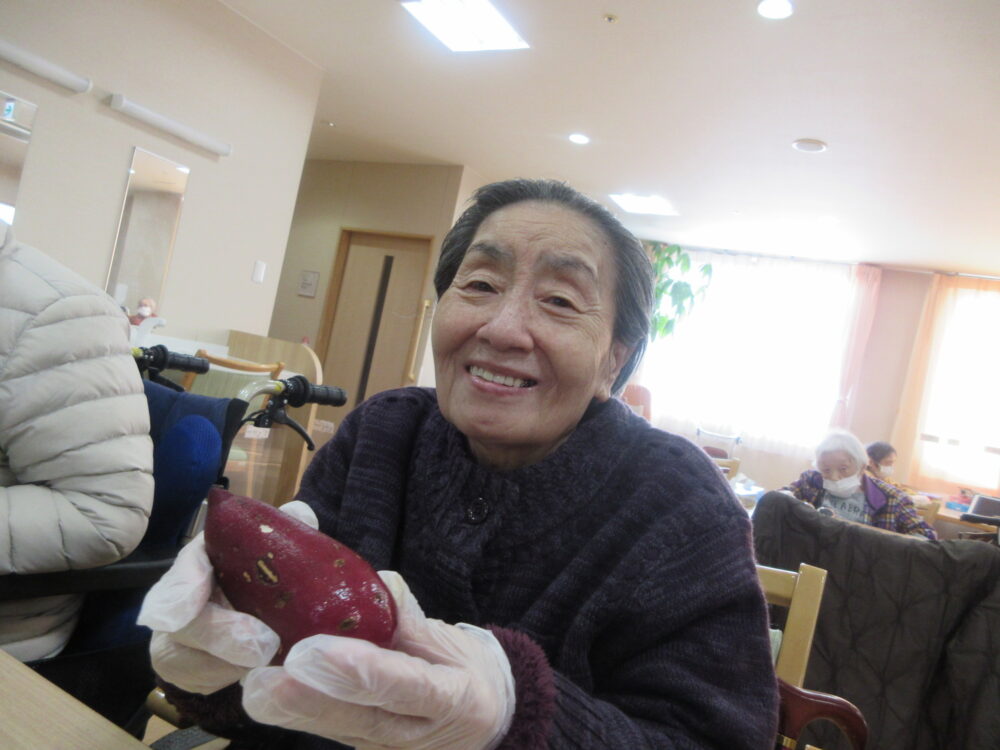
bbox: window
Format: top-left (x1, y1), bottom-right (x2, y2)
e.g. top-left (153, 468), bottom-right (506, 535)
top-left (640, 251), bottom-right (861, 458)
top-left (900, 276), bottom-right (1000, 492)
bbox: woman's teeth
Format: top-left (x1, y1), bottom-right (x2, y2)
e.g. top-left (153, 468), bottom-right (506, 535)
top-left (469, 366), bottom-right (534, 388)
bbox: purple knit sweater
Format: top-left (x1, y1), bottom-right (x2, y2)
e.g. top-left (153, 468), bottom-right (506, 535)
top-left (162, 388), bottom-right (778, 749)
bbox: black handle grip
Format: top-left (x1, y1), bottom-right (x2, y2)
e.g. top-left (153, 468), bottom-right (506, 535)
top-left (137, 345), bottom-right (210, 374)
top-left (960, 513), bottom-right (1000, 528)
top-left (283, 375), bottom-right (347, 407)
top-left (163, 350), bottom-right (210, 374)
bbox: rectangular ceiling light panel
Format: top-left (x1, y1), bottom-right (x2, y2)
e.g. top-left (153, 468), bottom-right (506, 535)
top-left (401, 0), bottom-right (529, 52)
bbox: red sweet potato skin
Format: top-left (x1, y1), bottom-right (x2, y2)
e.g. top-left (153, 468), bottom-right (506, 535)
top-left (203, 488), bottom-right (396, 663)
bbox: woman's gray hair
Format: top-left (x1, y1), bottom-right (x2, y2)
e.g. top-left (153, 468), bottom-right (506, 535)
top-left (814, 429), bottom-right (868, 471)
top-left (434, 178), bottom-right (654, 395)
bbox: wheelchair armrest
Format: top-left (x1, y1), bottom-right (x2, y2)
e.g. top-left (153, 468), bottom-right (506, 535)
top-left (0, 546), bottom-right (178, 600)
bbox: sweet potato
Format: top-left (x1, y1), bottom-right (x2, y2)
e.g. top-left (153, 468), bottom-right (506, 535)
top-left (203, 487), bottom-right (397, 663)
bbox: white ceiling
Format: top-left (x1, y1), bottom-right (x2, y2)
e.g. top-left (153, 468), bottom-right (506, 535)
top-left (220, 0), bottom-right (1000, 275)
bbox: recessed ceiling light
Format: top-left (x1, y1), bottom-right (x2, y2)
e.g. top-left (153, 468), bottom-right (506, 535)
top-left (400, 0), bottom-right (529, 52)
top-left (792, 138), bottom-right (828, 153)
top-left (568, 133), bottom-right (590, 145)
top-left (609, 193), bottom-right (679, 216)
top-left (324, 121), bottom-right (335, 127)
top-left (757, 0), bottom-right (793, 20)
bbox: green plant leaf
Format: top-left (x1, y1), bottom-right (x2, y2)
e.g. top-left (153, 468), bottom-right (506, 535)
top-left (643, 240), bottom-right (712, 341)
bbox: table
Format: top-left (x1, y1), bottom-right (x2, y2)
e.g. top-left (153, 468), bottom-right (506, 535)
top-left (936, 503), bottom-right (998, 531)
top-left (0, 648), bottom-right (148, 749)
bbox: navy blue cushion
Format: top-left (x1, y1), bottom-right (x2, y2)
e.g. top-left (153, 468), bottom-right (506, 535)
top-left (142, 414), bottom-right (222, 550)
top-left (143, 379), bottom-right (231, 443)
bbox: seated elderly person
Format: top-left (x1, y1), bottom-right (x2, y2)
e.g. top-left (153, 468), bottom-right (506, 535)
top-left (1, 220), bottom-right (154, 661)
top-left (865, 440), bottom-right (899, 483)
top-left (785, 430), bottom-right (936, 540)
top-left (138, 178), bottom-right (779, 749)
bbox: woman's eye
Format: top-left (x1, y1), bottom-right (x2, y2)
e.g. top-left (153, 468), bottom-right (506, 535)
top-left (467, 280), bottom-right (494, 293)
top-left (545, 296), bottom-right (575, 309)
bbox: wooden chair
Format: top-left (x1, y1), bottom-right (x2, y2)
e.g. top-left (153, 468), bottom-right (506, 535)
top-left (916, 499), bottom-right (940, 525)
top-left (621, 383), bottom-right (652, 420)
top-left (758, 563), bottom-right (868, 750)
top-left (227, 331), bottom-right (325, 504)
top-left (177, 350), bottom-right (285, 500)
top-left (179, 350), bottom-right (284, 393)
top-left (759, 563), bottom-right (826, 688)
top-left (696, 425), bottom-right (741, 458)
top-left (713, 456), bottom-right (741, 479)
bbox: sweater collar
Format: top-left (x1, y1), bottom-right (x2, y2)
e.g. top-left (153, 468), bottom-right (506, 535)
top-left (415, 394), bottom-right (642, 545)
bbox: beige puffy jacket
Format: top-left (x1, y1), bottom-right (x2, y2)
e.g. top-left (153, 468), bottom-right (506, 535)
top-left (0, 222), bottom-right (154, 661)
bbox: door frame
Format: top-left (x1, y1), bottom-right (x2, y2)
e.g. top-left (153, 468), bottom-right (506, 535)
top-left (315, 228), bottom-right (436, 387)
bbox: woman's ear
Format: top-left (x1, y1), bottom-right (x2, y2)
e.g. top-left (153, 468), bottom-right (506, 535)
top-left (595, 341), bottom-right (633, 402)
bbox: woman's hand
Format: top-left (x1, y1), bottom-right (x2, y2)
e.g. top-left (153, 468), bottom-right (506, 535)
top-left (137, 501), bottom-right (319, 694)
top-left (240, 570), bottom-right (516, 750)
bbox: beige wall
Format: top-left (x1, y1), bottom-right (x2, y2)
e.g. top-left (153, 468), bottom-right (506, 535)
top-left (0, 0), bottom-right (322, 342)
top-left (414, 163), bottom-right (489, 386)
top-left (848, 269), bottom-right (932, 446)
top-left (269, 160), bottom-right (478, 382)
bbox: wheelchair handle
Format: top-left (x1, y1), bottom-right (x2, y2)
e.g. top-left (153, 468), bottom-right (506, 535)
top-left (236, 376), bottom-right (347, 452)
top-left (133, 345), bottom-right (209, 374)
top-left (237, 376), bottom-right (347, 407)
top-left (283, 375), bottom-right (348, 407)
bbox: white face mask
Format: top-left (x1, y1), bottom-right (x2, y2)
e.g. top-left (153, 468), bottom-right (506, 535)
top-left (878, 464), bottom-right (894, 478)
top-left (136, 305), bottom-right (153, 317)
top-left (824, 475), bottom-right (862, 498)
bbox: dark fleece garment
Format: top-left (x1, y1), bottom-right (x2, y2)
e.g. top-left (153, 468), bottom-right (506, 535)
top-left (163, 388), bottom-right (778, 749)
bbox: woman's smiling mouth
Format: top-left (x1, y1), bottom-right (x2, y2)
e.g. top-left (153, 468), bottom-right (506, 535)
top-left (468, 365), bottom-right (537, 388)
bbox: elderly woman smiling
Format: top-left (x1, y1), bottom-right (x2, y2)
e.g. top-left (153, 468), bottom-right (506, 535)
top-left (139, 179), bottom-right (779, 749)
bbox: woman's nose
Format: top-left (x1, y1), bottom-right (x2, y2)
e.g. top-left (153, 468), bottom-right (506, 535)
top-left (477, 295), bottom-right (533, 351)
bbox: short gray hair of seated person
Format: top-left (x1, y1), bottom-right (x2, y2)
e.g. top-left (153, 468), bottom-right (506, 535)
top-left (814, 429), bottom-right (868, 473)
top-left (434, 178), bottom-right (654, 396)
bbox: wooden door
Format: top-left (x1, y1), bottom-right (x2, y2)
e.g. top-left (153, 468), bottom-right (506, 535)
top-left (315, 230), bottom-right (432, 446)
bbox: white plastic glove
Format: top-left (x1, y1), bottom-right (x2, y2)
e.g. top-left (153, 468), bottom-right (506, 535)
top-left (138, 500), bottom-right (319, 694)
top-left (240, 570), bottom-right (516, 750)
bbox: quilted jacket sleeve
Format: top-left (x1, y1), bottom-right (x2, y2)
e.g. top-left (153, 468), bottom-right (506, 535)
top-left (0, 242), bottom-right (154, 574)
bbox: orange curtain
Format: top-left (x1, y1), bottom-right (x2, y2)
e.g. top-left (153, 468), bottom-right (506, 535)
top-left (892, 274), bottom-right (1000, 495)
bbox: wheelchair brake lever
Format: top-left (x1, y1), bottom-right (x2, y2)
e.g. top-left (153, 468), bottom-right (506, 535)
top-left (269, 407), bottom-right (316, 451)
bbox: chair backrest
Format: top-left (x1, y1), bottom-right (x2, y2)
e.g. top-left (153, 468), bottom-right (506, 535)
top-left (180, 350), bottom-right (284, 393)
top-left (695, 425), bottom-right (741, 458)
top-left (712, 456), bottom-right (741, 479)
top-left (226, 330), bottom-right (325, 504)
top-left (758, 563), bottom-right (868, 750)
top-left (621, 383), bottom-right (652, 420)
top-left (916, 499), bottom-right (940, 525)
top-left (757, 562), bottom-right (827, 688)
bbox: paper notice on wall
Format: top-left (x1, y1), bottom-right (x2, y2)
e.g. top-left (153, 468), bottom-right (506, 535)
top-left (297, 270), bottom-right (319, 297)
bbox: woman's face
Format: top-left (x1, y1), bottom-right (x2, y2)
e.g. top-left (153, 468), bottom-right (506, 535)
top-left (817, 450), bottom-right (861, 481)
top-left (871, 451), bottom-right (896, 477)
top-left (432, 201), bottom-right (629, 470)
